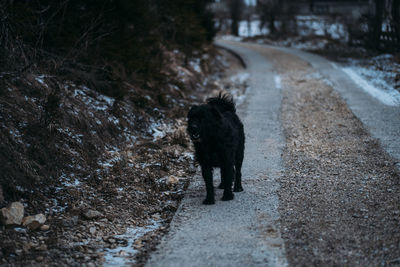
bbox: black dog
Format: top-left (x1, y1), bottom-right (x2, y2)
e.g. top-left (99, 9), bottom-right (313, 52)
top-left (187, 93), bottom-right (245, 205)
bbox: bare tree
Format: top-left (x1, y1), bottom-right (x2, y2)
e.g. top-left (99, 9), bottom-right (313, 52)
top-left (228, 0), bottom-right (243, 36)
top-left (370, 0), bottom-right (385, 49)
top-left (392, 0), bottom-right (400, 47)
top-left (257, 0), bottom-right (281, 35)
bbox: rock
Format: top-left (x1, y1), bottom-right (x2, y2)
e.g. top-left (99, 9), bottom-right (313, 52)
top-left (89, 226), bottom-right (96, 235)
top-left (22, 242), bottom-right (31, 252)
top-left (151, 213), bottom-right (161, 220)
top-left (83, 209), bottom-right (103, 220)
top-left (0, 202), bottom-right (24, 226)
top-left (63, 215), bottom-right (79, 227)
top-left (36, 256), bottom-right (44, 262)
top-left (40, 224), bottom-right (50, 231)
top-left (36, 244), bottom-right (47, 251)
top-left (22, 214), bottom-right (46, 230)
top-left (167, 175), bottom-right (179, 185)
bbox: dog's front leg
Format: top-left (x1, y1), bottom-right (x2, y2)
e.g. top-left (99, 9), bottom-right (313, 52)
top-left (201, 165), bottom-right (215, 205)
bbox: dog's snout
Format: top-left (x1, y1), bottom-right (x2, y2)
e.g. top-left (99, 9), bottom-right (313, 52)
top-left (189, 123), bottom-right (201, 140)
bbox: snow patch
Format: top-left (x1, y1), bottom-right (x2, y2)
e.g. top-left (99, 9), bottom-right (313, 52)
top-left (103, 219), bottom-right (162, 266)
top-left (98, 146), bottom-right (123, 169)
top-left (35, 75), bottom-right (49, 88)
top-left (342, 67), bottom-right (400, 106)
top-left (230, 72), bottom-right (249, 84)
top-left (239, 20), bottom-right (269, 37)
top-left (60, 173), bottom-right (81, 188)
top-left (274, 75), bottom-right (282, 89)
top-left (220, 35), bottom-right (243, 42)
top-left (73, 86), bottom-right (115, 111)
top-left (148, 121), bottom-right (176, 141)
top-left (189, 58), bottom-right (202, 73)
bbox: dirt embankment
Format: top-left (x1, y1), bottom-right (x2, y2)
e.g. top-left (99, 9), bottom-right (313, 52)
top-left (247, 44), bottom-right (400, 266)
top-left (0, 47), bottom-right (246, 266)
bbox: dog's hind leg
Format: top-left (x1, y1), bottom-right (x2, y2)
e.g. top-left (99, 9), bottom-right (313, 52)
top-left (233, 143), bottom-right (244, 192)
top-left (218, 168), bottom-right (226, 189)
top-left (218, 168), bottom-right (236, 189)
top-left (201, 165), bottom-right (215, 205)
top-left (221, 160), bottom-right (235, 201)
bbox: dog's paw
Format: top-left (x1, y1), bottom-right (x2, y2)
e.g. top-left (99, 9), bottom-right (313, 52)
top-left (221, 193), bottom-right (234, 201)
top-left (218, 183), bottom-right (224, 189)
top-left (233, 186), bottom-right (244, 192)
top-left (202, 198), bottom-right (215, 205)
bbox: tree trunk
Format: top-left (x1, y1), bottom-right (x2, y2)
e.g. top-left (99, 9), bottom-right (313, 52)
top-left (269, 15), bottom-right (276, 34)
top-left (393, 0), bottom-right (400, 49)
top-left (371, 0), bottom-right (384, 50)
top-left (229, 0), bottom-right (242, 36)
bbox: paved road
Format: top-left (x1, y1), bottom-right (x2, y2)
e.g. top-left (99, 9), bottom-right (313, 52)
top-left (146, 40), bottom-right (400, 267)
top-left (146, 43), bottom-right (288, 266)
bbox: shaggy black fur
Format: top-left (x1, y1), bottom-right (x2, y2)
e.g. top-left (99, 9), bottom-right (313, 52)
top-left (187, 93), bottom-right (245, 205)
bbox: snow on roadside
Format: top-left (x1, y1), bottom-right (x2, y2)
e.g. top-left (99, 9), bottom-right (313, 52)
top-left (342, 67), bottom-right (400, 106)
top-left (337, 55), bottom-right (400, 106)
top-left (274, 75), bottom-right (282, 89)
top-left (103, 219), bottom-right (162, 266)
top-left (220, 35), bottom-right (243, 42)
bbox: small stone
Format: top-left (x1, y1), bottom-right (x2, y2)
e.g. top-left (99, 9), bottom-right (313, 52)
top-left (63, 215), bottom-right (79, 227)
top-left (36, 244), bottom-right (47, 251)
top-left (22, 214), bottom-right (46, 230)
top-left (117, 250), bottom-right (127, 256)
top-left (0, 202), bottom-right (24, 226)
top-left (40, 224), bottom-right (50, 231)
top-left (167, 175), bottom-right (179, 185)
top-left (22, 242), bottom-right (31, 252)
top-left (151, 213), bottom-right (161, 220)
top-left (83, 210), bottom-right (103, 220)
top-left (89, 226), bottom-right (96, 235)
top-left (134, 239), bottom-right (143, 248)
top-left (36, 256), bottom-right (44, 262)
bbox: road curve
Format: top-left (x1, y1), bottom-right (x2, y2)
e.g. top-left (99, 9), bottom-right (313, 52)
top-left (273, 46), bottom-right (400, 168)
top-left (145, 42), bottom-right (288, 266)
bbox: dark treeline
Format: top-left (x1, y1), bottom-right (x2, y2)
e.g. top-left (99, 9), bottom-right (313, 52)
top-left (0, 0), bottom-right (215, 85)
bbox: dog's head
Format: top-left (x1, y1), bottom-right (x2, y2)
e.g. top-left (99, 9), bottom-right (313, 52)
top-left (187, 104), bottom-right (221, 143)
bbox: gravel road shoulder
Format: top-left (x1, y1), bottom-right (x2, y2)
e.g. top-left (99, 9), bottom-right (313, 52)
top-left (239, 42), bottom-right (400, 266)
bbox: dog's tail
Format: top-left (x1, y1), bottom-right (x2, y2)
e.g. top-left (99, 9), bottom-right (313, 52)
top-left (207, 92), bottom-right (236, 113)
